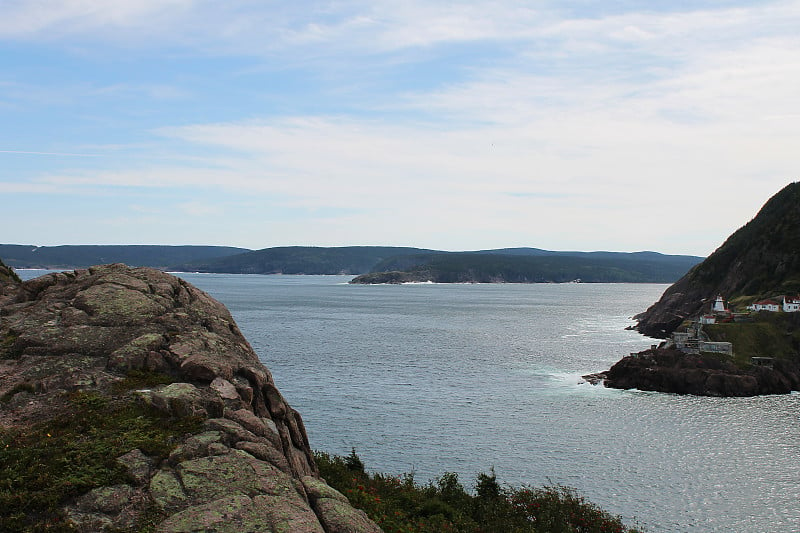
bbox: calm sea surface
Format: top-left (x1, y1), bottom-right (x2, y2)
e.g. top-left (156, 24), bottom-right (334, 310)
top-left (18, 271), bottom-right (800, 532)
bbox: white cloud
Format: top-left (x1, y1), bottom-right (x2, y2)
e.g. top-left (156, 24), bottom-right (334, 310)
top-left (21, 96), bottom-right (783, 253)
top-left (4, 1), bottom-right (800, 253)
top-left (0, 1), bottom-right (786, 55)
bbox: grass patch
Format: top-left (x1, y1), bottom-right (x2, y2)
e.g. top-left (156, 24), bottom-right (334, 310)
top-left (0, 390), bottom-right (203, 532)
top-left (315, 449), bottom-right (644, 533)
top-left (110, 369), bottom-right (176, 394)
top-left (705, 313), bottom-right (800, 365)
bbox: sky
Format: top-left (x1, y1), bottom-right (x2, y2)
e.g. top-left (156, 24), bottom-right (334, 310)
top-left (2, 1), bottom-right (799, 256)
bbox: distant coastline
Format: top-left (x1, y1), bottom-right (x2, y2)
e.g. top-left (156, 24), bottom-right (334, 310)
top-left (1, 244), bottom-right (703, 284)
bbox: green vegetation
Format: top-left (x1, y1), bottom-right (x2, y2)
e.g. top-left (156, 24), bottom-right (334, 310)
top-left (110, 368), bottom-right (178, 393)
top-left (687, 181), bottom-right (800, 292)
top-left (170, 245), bottom-right (700, 280)
top-left (315, 449), bottom-right (644, 533)
top-left (354, 251), bottom-right (701, 284)
top-left (636, 182), bottom-right (800, 337)
top-left (0, 389), bottom-right (203, 532)
top-left (173, 246), bottom-right (434, 275)
top-left (705, 312), bottom-right (800, 364)
top-left (1, 245), bottom-right (703, 281)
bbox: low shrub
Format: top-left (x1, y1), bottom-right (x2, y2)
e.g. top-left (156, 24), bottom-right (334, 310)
top-left (314, 450), bottom-right (644, 533)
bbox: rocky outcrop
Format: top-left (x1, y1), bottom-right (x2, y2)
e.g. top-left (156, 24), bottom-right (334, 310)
top-left (593, 348), bottom-right (800, 396)
top-left (0, 263), bottom-right (381, 532)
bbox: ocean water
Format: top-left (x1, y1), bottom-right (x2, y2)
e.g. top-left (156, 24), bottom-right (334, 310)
top-left (17, 271), bottom-right (800, 532)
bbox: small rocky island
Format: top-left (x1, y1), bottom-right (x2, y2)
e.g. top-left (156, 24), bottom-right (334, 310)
top-left (588, 182), bottom-right (800, 397)
top-left (0, 261), bottom-right (381, 532)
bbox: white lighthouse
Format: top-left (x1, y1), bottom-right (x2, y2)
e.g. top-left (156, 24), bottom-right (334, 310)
top-left (712, 295), bottom-right (727, 312)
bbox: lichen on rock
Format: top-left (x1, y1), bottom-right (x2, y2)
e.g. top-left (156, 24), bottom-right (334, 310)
top-left (0, 263), bottom-right (382, 532)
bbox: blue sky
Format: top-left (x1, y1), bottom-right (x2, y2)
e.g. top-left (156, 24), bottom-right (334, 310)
top-left (2, 0), bottom-right (799, 256)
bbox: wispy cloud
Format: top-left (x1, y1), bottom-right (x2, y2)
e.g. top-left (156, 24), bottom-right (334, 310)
top-left (2, 1), bottom-right (799, 252)
top-left (0, 0), bottom-right (194, 40)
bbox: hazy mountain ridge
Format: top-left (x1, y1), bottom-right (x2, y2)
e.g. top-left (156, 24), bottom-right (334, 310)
top-left (353, 250), bottom-right (703, 284)
top-left (172, 246), bottom-right (434, 275)
top-left (0, 244), bottom-right (704, 282)
top-left (635, 182), bottom-right (800, 338)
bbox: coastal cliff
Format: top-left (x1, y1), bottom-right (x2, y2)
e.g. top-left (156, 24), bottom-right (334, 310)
top-left (0, 263), bottom-right (381, 532)
top-left (635, 182), bottom-right (800, 338)
top-left (592, 182), bottom-right (800, 396)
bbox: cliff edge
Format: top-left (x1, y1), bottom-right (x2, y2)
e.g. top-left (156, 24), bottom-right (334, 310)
top-left (589, 182), bottom-right (800, 396)
top-left (635, 182), bottom-right (800, 338)
top-left (0, 263), bottom-right (381, 532)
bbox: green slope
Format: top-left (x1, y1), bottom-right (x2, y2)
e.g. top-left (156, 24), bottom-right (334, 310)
top-left (636, 181), bottom-right (800, 337)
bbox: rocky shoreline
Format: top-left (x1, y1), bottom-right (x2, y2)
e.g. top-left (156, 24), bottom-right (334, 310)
top-left (585, 347), bottom-right (800, 396)
top-left (0, 263), bottom-right (382, 532)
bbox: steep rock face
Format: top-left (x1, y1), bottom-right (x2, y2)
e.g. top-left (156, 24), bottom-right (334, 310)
top-left (635, 182), bottom-right (800, 338)
top-left (602, 348), bottom-right (800, 396)
top-left (0, 264), bottom-right (381, 532)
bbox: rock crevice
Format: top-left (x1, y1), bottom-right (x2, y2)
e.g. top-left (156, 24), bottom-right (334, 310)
top-left (0, 263), bottom-right (381, 532)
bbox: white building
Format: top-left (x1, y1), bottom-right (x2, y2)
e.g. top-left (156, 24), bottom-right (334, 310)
top-left (784, 296), bottom-right (800, 312)
top-left (712, 295), bottom-right (727, 312)
top-left (748, 299), bottom-right (781, 312)
top-left (700, 315), bottom-right (716, 324)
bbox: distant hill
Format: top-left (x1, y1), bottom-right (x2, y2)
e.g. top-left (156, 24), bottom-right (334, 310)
top-left (351, 250), bottom-right (703, 284)
top-left (0, 244), bottom-right (704, 282)
top-left (0, 245), bottom-right (250, 270)
top-left (635, 182), bottom-right (800, 338)
top-left (174, 246), bottom-right (702, 280)
top-left (171, 246), bottom-right (434, 275)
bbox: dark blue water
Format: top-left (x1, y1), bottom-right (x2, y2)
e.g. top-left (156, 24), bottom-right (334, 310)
top-left (17, 271), bottom-right (800, 532)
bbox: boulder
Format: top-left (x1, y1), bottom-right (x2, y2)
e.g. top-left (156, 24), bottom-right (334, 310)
top-left (0, 264), bottom-right (382, 532)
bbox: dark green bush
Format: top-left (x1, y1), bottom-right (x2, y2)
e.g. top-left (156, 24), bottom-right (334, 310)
top-left (315, 450), bottom-right (644, 533)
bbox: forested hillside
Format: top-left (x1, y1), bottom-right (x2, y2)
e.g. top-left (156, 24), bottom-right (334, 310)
top-left (635, 182), bottom-right (800, 337)
top-left (172, 246), bottom-right (433, 274)
top-left (352, 251), bottom-right (702, 284)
